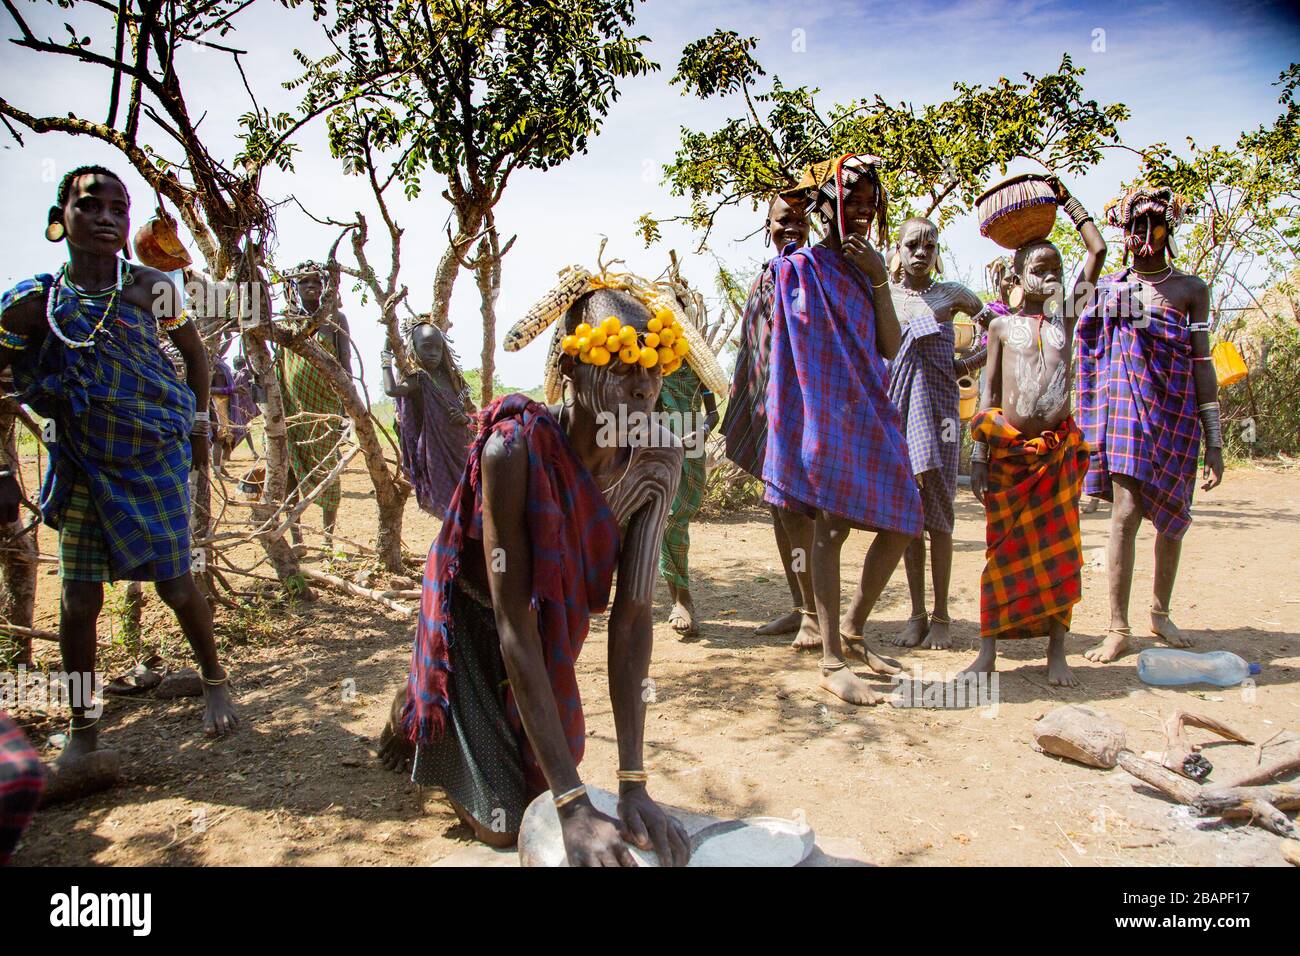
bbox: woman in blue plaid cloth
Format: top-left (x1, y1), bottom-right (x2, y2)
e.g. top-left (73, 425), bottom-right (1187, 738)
top-left (0, 167), bottom-right (238, 802)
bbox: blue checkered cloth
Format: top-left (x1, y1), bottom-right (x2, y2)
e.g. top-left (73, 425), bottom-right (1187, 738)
top-left (764, 245), bottom-right (922, 536)
top-left (1077, 269), bottom-right (1200, 540)
top-left (887, 291), bottom-right (960, 533)
top-left (2, 275), bottom-right (195, 581)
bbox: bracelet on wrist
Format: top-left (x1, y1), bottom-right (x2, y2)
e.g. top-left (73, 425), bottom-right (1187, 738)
top-left (553, 784), bottom-right (587, 809)
top-left (1198, 402), bottom-right (1223, 449)
top-left (1063, 197), bottom-right (1092, 228)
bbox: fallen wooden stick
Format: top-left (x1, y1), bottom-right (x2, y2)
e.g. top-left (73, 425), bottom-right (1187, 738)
top-left (0, 621), bottom-right (60, 644)
top-left (1117, 749), bottom-right (1300, 838)
top-left (1117, 749), bottom-right (1201, 804)
top-left (1222, 749), bottom-right (1300, 789)
top-left (299, 567), bottom-right (414, 618)
top-left (1161, 710), bottom-right (1252, 780)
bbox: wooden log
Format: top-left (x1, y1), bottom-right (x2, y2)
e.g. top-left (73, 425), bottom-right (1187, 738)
top-left (1193, 783), bottom-right (1300, 818)
top-left (1033, 704), bottom-right (1127, 768)
top-left (1116, 749), bottom-right (1202, 805)
top-left (0, 621), bottom-right (59, 644)
top-left (1119, 750), bottom-right (1300, 838)
top-left (1235, 799), bottom-right (1297, 839)
top-left (298, 567), bottom-right (414, 618)
top-left (1282, 840), bottom-right (1300, 866)
top-left (39, 749), bottom-right (121, 806)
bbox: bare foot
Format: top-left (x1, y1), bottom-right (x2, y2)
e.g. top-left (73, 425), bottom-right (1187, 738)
top-left (668, 594), bottom-right (698, 636)
top-left (202, 678), bottom-right (239, 737)
top-left (791, 612), bottom-right (821, 650)
top-left (921, 615), bottom-right (952, 650)
top-left (960, 638), bottom-right (997, 677)
top-left (756, 608), bottom-right (803, 636)
top-left (892, 612), bottom-right (928, 648)
top-left (378, 686), bottom-right (415, 774)
top-left (1084, 628), bottom-right (1133, 663)
top-left (1080, 497), bottom-right (1100, 514)
top-left (1047, 634), bottom-right (1078, 687)
top-left (860, 645), bottom-right (902, 676)
top-left (819, 664), bottom-right (885, 706)
top-left (1151, 611), bottom-right (1192, 647)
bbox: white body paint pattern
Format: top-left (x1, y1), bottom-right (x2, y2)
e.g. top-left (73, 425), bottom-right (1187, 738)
top-left (1008, 315), bottom-right (1071, 420)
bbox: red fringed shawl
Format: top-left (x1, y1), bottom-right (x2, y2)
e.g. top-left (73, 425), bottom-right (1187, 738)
top-left (400, 395), bottom-right (621, 778)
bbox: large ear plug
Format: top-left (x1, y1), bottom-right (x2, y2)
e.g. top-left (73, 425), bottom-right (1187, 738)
top-left (45, 222), bottom-right (65, 242)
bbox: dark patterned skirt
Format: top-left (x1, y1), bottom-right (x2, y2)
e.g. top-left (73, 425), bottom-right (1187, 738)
top-left (411, 579), bottom-right (529, 836)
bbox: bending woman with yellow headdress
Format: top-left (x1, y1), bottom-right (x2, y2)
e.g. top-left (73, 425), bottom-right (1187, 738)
top-left (379, 258), bottom-right (709, 866)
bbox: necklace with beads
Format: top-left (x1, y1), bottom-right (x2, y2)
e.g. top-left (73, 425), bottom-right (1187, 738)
top-left (900, 276), bottom-right (934, 298)
top-left (1131, 263), bottom-right (1175, 283)
top-left (46, 257), bottom-right (127, 349)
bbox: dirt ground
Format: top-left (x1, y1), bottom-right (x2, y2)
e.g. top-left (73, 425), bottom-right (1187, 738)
top-left (8, 453), bottom-right (1300, 867)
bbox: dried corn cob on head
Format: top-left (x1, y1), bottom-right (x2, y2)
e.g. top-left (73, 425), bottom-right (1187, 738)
top-left (558, 288), bottom-right (663, 423)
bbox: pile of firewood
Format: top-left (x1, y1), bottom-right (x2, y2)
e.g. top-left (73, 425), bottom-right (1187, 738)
top-left (1034, 705), bottom-right (1300, 863)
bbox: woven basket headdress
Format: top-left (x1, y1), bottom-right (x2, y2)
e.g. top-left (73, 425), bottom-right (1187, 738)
top-left (782, 153), bottom-right (888, 244)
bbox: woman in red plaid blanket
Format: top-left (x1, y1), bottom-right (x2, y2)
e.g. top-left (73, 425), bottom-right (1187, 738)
top-left (379, 278), bottom-right (691, 866)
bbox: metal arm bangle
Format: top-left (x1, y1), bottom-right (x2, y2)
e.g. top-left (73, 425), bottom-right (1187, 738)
top-left (553, 784), bottom-right (588, 809)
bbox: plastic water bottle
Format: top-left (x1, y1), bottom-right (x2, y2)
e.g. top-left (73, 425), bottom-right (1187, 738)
top-left (1136, 649), bottom-right (1261, 688)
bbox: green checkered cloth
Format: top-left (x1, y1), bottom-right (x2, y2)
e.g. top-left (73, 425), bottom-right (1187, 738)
top-left (657, 366), bottom-right (707, 590)
top-left (276, 323), bottom-right (344, 513)
top-left (59, 472), bottom-right (191, 583)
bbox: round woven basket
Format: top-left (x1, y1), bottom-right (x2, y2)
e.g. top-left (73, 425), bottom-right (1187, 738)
top-left (977, 174), bottom-right (1058, 251)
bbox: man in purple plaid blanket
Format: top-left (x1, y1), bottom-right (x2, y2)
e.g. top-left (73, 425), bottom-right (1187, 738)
top-left (1078, 186), bottom-right (1225, 663)
top-left (766, 154), bottom-right (922, 706)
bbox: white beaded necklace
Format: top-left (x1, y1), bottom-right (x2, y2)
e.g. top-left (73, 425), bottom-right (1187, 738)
top-left (900, 276), bottom-right (935, 297)
top-left (46, 257), bottom-right (125, 349)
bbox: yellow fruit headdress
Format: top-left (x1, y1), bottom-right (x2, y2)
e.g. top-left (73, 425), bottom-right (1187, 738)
top-left (504, 251), bottom-right (728, 403)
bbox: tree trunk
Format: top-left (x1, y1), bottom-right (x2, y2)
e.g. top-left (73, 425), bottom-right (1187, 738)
top-left (237, 262), bottom-right (308, 588)
top-left (430, 207), bottom-right (486, 332)
top-left (474, 230), bottom-right (503, 407)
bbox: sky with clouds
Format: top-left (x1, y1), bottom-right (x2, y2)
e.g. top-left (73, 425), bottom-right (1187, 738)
top-left (2, 0), bottom-right (1297, 391)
